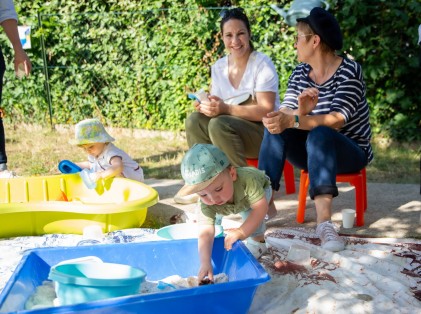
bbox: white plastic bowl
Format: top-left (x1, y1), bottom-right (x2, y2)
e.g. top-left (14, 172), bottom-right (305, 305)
top-left (156, 223), bottom-right (224, 240)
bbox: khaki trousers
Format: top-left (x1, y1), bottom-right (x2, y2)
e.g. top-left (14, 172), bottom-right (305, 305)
top-left (185, 112), bottom-right (264, 167)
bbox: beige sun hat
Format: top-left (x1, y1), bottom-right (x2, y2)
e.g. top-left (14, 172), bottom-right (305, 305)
top-left (71, 118), bottom-right (115, 145)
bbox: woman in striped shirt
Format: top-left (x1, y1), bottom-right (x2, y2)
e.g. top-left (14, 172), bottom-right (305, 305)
top-left (259, 8), bottom-right (373, 252)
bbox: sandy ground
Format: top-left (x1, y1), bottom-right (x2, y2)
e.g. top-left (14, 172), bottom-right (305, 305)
top-left (145, 178), bottom-right (421, 239)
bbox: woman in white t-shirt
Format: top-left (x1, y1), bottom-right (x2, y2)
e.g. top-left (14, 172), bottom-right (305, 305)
top-left (176, 8), bottom-right (280, 204)
top-left (185, 8), bottom-right (280, 166)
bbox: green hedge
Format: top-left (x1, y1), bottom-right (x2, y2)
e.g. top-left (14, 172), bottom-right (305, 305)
top-left (0, 0), bottom-right (419, 140)
top-left (332, 0), bottom-right (421, 140)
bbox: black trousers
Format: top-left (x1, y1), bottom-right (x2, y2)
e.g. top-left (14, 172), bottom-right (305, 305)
top-left (0, 48), bottom-right (6, 166)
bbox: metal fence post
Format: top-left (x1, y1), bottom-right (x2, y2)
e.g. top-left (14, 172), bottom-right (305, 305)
top-left (37, 12), bottom-right (53, 129)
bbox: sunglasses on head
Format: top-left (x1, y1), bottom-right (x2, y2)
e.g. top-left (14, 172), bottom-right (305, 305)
top-left (219, 7), bottom-right (245, 19)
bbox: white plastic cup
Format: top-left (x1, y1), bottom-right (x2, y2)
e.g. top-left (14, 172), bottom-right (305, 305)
top-left (342, 209), bottom-right (356, 228)
top-left (286, 244), bottom-right (310, 266)
top-left (79, 169), bottom-right (97, 189)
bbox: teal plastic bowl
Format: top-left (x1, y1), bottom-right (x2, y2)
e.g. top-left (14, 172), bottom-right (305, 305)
top-left (48, 262), bottom-right (146, 305)
top-left (156, 223), bottom-right (224, 240)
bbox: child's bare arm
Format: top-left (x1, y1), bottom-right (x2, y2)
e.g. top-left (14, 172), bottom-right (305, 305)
top-left (92, 156), bottom-right (124, 181)
top-left (224, 196), bottom-right (268, 250)
top-left (75, 161), bottom-right (90, 169)
top-left (197, 225), bottom-right (215, 282)
top-left (240, 197), bottom-right (268, 235)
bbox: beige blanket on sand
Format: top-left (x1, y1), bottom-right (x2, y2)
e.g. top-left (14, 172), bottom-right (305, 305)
top-left (250, 227), bottom-right (421, 313)
top-left (1, 228), bottom-right (420, 313)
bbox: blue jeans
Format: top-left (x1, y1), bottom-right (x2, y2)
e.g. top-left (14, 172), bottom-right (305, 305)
top-left (215, 186), bottom-right (272, 237)
top-left (259, 126), bottom-right (368, 199)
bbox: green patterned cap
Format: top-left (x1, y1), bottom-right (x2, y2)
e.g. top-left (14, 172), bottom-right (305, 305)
top-left (71, 118), bottom-right (115, 145)
top-left (178, 144), bottom-right (229, 196)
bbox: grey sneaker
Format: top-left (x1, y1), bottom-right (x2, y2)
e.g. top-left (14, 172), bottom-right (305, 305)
top-left (316, 221), bottom-right (345, 252)
top-left (245, 238), bottom-right (268, 259)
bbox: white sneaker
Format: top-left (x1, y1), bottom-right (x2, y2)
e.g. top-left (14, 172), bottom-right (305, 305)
top-left (174, 193), bottom-right (199, 205)
top-left (0, 170), bottom-right (17, 178)
top-left (316, 221), bottom-right (345, 252)
top-left (245, 238), bottom-right (268, 259)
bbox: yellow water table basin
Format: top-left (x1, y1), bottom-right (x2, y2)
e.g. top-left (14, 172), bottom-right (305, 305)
top-left (0, 173), bottom-right (158, 238)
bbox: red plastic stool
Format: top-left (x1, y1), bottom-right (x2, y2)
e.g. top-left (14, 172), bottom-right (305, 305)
top-left (296, 168), bottom-right (367, 226)
top-left (246, 159), bottom-right (296, 195)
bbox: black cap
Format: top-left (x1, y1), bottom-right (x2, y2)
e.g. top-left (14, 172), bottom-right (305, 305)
top-left (296, 7), bottom-right (342, 50)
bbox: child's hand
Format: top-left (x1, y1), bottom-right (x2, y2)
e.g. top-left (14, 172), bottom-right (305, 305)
top-left (224, 228), bottom-right (246, 251)
top-left (297, 87), bottom-right (319, 115)
top-left (197, 262), bottom-right (214, 282)
top-left (89, 172), bottom-right (102, 182)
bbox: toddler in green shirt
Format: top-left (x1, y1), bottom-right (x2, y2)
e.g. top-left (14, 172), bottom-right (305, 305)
top-left (179, 143), bottom-right (271, 283)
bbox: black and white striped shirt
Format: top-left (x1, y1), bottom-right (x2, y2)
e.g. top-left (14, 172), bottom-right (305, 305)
top-left (281, 58), bottom-right (373, 163)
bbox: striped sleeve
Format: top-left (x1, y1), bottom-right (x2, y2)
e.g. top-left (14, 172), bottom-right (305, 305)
top-left (331, 60), bottom-right (372, 162)
top-left (330, 61), bottom-right (364, 123)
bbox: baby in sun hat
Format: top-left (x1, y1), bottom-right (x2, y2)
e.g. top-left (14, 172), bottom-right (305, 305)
top-left (179, 143), bottom-right (272, 283)
top-left (72, 118), bottom-right (144, 182)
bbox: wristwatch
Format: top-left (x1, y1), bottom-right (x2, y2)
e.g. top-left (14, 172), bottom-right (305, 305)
top-left (293, 115), bottom-right (300, 128)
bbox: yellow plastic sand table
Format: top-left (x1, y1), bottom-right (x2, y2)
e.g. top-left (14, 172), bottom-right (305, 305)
top-left (0, 173), bottom-right (158, 238)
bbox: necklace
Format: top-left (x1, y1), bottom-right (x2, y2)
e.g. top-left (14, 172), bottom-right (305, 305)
top-left (312, 55), bottom-right (337, 85)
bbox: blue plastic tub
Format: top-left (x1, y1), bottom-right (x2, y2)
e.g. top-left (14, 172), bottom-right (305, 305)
top-left (0, 237), bottom-right (270, 313)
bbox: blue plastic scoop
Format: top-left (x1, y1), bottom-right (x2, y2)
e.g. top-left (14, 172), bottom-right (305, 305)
top-left (58, 160), bottom-right (82, 174)
top-left (58, 160), bottom-right (97, 189)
